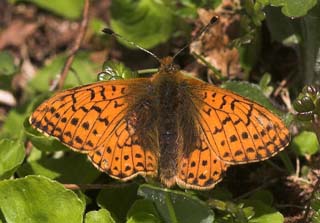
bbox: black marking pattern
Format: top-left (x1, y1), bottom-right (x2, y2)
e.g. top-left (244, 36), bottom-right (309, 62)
top-left (183, 78), bottom-right (290, 166)
top-left (29, 67), bottom-right (290, 190)
top-left (29, 79), bottom-right (158, 182)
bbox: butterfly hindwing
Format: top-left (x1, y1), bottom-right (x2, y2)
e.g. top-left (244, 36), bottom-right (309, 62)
top-left (29, 79), bottom-right (158, 180)
top-left (88, 118), bottom-right (158, 180)
top-left (176, 130), bottom-right (228, 190)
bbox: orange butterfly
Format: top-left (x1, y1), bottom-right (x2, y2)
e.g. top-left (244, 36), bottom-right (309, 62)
top-left (29, 55), bottom-right (290, 190)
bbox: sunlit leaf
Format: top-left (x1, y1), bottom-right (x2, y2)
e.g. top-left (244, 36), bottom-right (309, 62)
top-left (9, 0), bottom-right (85, 19)
top-left (0, 175), bottom-right (85, 223)
top-left (85, 209), bottom-right (115, 223)
top-left (110, 0), bottom-right (174, 49)
top-left (292, 131), bottom-right (319, 156)
top-left (0, 138), bottom-right (25, 179)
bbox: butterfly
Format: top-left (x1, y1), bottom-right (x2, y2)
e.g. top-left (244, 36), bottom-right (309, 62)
top-left (29, 55), bottom-right (290, 190)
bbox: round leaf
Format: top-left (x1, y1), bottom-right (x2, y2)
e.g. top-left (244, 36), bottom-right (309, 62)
top-left (85, 209), bottom-right (115, 223)
top-left (110, 0), bottom-right (174, 49)
top-left (0, 175), bottom-right (85, 223)
top-left (292, 131), bottom-right (319, 156)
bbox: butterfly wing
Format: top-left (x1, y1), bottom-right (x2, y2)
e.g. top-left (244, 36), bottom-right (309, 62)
top-left (29, 79), bottom-right (158, 180)
top-left (185, 78), bottom-right (290, 164)
top-left (175, 130), bottom-right (229, 190)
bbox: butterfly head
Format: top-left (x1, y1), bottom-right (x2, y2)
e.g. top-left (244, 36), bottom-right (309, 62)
top-left (159, 56), bottom-right (180, 74)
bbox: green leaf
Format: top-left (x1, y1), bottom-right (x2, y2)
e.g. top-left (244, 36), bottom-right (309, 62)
top-left (17, 153), bottom-right (101, 184)
top-left (1, 106), bottom-right (29, 139)
top-left (0, 138), bottom-right (25, 179)
top-left (26, 130), bottom-right (70, 152)
top-left (259, 73), bottom-right (274, 97)
top-left (89, 18), bottom-right (107, 35)
top-left (127, 199), bottom-right (162, 223)
top-left (0, 50), bottom-right (16, 76)
top-left (267, 0), bottom-right (317, 17)
top-left (311, 192), bottom-right (320, 223)
top-left (311, 191), bottom-right (320, 210)
top-left (208, 199), bottom-right (249, 222)
top-left (265, 4), bottom-right (320, 86)
top-left (265, 7), bottom-right (297, 43)
top-left (249, 190), bottom-right (274, 206)
top-left (244, 200), bottom-right (284, 223)
top-left (138, 184), bottom-right (215, 223)
top-left (85, 209), bottom-right (116, 223)
top-left (292, 131), bottom-right (319, 156)
top-left (28, 51), bottom-right (100, 93)
top-left (110, 0), bottom-right (174, 49)
top-left (97, 183), bottom-right (139, 222)
top-left (209, 186), bottom-right (233, 200)
top-left (0, 175), bottom-right (85, 223)
top-left (9, 0), bottom-right (85, 20)
top-left (26, 146), bottom-right (43, 162)
top-left (238, 29), bottom-right (262, 75)
top-left (173, 0), bottom-right (222, 19)
top-left (99, 61), bottom-right (138, 81)
top-left (312, 211), bottom-right (320, 223)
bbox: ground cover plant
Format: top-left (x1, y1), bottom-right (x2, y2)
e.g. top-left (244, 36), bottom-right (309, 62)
top-left (1, 0), bottom-right (320, 222)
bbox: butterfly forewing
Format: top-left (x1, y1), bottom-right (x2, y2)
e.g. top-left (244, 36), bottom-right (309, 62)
top-left (29, 79), bottom-right (158, 180)
top-left (185, 78), bottom-right (290, 164)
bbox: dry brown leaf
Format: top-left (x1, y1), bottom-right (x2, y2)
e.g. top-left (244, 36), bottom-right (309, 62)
top-left (190, 0), bottom-right (243, 78)
top-left (0, 20), bottom-right (38, 50)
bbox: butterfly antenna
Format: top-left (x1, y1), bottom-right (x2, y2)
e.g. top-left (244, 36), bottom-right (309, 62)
top-left (102, 28), bottom-right (161, 64)
top-left (173, 16), bottom-right (219, 60)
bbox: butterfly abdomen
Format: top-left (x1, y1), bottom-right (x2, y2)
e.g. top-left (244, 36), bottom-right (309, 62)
top-left (155, 74), bottom-right (181, 187)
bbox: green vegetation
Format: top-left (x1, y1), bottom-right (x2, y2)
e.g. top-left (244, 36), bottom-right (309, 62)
top-left (1, 0), bottom-right (320, 222)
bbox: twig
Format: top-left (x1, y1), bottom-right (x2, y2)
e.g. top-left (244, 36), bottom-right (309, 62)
top-left (279, 87), bottom-right (294, 113)
top-left (191, 52), bottom-right (223, 81)
top-left (296, 157), bottom-right (300, 178)
top-left (273, 78), bottom-right (287, 97)
top-left (56, 0), bottom-right (90, 91)
top-left (64, 182), bottom-right (133, 190)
